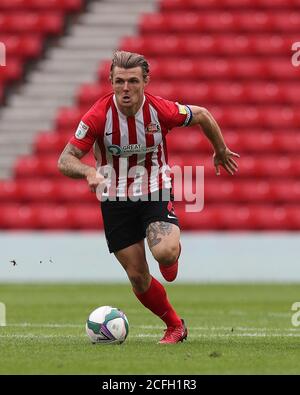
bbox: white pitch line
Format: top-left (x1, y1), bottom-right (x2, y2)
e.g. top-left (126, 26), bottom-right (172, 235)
top-left (3, 323), bottom-right (300, 332)
top-left (0, 334), bottom-right (84, 339)
top-left (136, 325), bottom-right (300, 332)
top-left (133, 333), bottom-right (300, 339)
top-left (5, 323), bottom-right (83, 328)
top-left (1, 333), bottom-right (300, 339)
top-left (135, 334), bottom-right (300, 338)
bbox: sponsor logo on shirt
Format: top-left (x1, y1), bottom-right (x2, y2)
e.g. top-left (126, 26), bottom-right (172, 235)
top-left (75, 121), bottom-right (89, 139)
top-left (145, 122), bottom-right (161, 134)
top-left (107, 144), bottom-right (157, 156)
top-left (107, 144), bottom-right (122, 156)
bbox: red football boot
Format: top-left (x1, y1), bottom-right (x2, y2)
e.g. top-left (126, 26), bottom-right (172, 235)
top-left (159, 243), bottom-right (181, 282)
top-left (158, 319), bottom-right (188, 344)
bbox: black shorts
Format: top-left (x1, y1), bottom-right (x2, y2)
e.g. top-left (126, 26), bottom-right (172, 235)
top-left (100, 190), bottom-right (180, 253)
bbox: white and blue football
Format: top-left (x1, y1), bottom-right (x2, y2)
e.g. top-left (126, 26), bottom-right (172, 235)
top-left (86, 306), bottom-right (129, 344)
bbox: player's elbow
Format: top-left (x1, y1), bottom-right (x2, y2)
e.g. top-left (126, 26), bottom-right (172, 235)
top-left (57, 153), bottom-right (67, 175)
top-left (195, 106), bottom-right (210, 124)
top-left (190, 106), bottom-right (213, 129)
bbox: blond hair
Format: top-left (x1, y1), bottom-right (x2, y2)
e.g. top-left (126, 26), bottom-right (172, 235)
top-left (110, 51), bottom-right (150, 81)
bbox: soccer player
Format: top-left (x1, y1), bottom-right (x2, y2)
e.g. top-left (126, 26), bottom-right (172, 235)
top-left (58, 51), bottom-right (239, 344)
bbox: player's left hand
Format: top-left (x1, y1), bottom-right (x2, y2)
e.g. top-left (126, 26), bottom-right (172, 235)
top-left (213, 147), bottom-right (240, 176)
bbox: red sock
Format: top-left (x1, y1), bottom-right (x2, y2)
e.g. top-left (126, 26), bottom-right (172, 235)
top-left (159, 262), bottom-right (178, 282)
top-left (133, 276), bottom-right (181, 327)
top-left (159, 243), bottom-right (181, 282)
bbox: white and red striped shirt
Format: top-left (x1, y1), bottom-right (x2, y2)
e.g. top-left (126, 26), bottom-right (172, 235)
top-left (69, 92), bottom-right (192, 197)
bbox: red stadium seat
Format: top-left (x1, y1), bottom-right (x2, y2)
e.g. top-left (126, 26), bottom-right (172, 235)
top-left (0, 58), bottom-right (23, 82)
top-left (175, 180), bottom-right (300, 204)
top-left (72, 204), bottom-right (104, 229)
top-left (0, 13), bottom-right (64, 35)
top-left (276, 133), bottom-right (300, 152)
top-left (169, 154), bottom-right (300, 178)
top-left (14, 155), bottom-right (61, 178)
top-left (55, 107), bottom-right (89, 130)
top-left (14, 156), bottom-right (43, 178)
top-left (14, 153), bottom-right (95, 178)
top-left (77, 84), bottom-right (112, 107)
top-left (121, 34), bottom-right (299, 56)
top-left (139, 12), bottom-right (300, 34)
top-left (176, 206), bottom-right (221, 230)
top-left (56, 179), bottom-right (96, 203)
top-left (267, 59), bottom-right (300, 79)
top-left (271, 181), bottom-right (300, 203)
top-left (34, 132), bottom-right (69, 154)
top-left (0, 204), bottom-right (37, 229)
top-left (203, 180), bottom-right (278, 203)
top-left (78, 82), bottom-right (300, 108)
top-left (235, 181), bottom-right (273, 202)
top-left (217, 205), bottom-right (255, 230)
top-left (40, 155), bottom-right (71, 178)
top-left (167, 131), bottom-right (207, 153)
top-left (19, 179), bottom-right (57, 202)
top-left (287, 207), bottom-right (300, 230)
top-left (159, 0), bottom-right (300, 11)
top-left (98, 58), bottom-right (300, 82)
top-left (0, 0), bottom-right (83, 103)
top-left (0, 181), bottom-right (20, 201)
top-left (99, 58), bottom-right (232, 82)
top-left (36, 205), bottom-right (74, 229)
top-left (251, 206), bottom-right (290, 230)
top-left (207, 106), bottom-right (299, 128)
top-left (0, 35), bottom-right (42, 58)
top-left (0, 0), bottom-right (83, 11)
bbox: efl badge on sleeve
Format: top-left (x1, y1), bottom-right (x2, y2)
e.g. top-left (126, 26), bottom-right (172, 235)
top-left (75, 121), bottom-right (89, 139)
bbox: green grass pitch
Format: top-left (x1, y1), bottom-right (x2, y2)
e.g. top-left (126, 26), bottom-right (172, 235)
top-left (0, 283), bottom-right (300, 374)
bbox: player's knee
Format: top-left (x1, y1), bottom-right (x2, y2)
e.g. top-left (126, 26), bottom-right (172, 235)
top-left (154, 244), bottom-right (179, 266)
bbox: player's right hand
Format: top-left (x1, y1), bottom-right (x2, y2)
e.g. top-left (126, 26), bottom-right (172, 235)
top-left (85, 168), bottom-right (106, 193)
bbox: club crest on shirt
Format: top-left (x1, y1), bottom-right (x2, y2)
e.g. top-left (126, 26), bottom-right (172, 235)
top-left (145, 122), bottom-right (161, 134)
top-left (75, 121), bottom-right (89, 139)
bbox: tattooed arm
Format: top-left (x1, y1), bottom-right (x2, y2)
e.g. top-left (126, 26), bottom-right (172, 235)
top-left (58, 143), bottom-right (104, 193)
top-left (58, 143), bottom-right (93, 179)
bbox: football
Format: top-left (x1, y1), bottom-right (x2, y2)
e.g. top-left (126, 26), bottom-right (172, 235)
top-left (86, 305), bottom-right (129, 344)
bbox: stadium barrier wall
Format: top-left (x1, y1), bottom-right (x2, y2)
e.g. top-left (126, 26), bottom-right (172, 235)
top-left (0, 232), bottom-right (299, 283)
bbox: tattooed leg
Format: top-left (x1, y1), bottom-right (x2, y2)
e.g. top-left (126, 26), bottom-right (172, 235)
top-left (146, 221), bottom-right (173, 248)
top-left (146, 222), bottom-right (180, 266)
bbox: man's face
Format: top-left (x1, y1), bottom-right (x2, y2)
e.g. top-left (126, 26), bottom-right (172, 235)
top-left (111, 66), bottom-right (148, 113)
